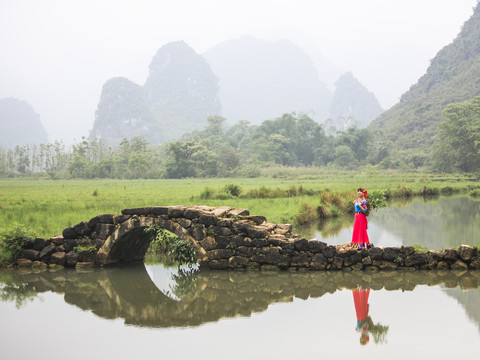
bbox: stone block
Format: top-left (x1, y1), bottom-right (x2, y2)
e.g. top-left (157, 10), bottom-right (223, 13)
top-left (113, 215), bottom-right (132, 224)
top-left (251, 238), bottom-right (269, 247)
top-left (291, 253), bottom-right (309, 267)
top-left (308, 239), bottom-right (327, 253)
top-left (199, 214), bottom-right (217, 226)
top-left (294, 238), bottom-right (309, 251)
top-left (50, 252), bottom-right (66, 266)
top-left (122, 207), bottom-right (152, 215)
top-left (405, 253), bottom-right (427, 267)
top-left (368, 247), bottom-right (384, 260)
top-left (73, 221), bottom-right (91, 237)
top-left (39, 245), bottom-right (57, 262)
top-left (310, 253), bottom-right (327, 270)
top-left (32, 237), bottom-right (49, 251)
top-left (322, 245), bottom-right (336, 258)
top-left (331, 257), bottom-right (344, 270)
top-left (87, 214), bottom-right (115, 228)
top-left (65, 251), bottom-right (79, 267)
top-left (383, 247), bottom-right (401, 261)
top-left (227, 208), bottom-right (250, 217)
top-left (63, 239), bottom-right (78, 253)
top-left (247, 228), bottom-right (269, 239)
top-left (22, 249), bottom-right (39, 260)
top-left (443, 248), bottom-right (459, 262)
top-left (458, 245), bottom-right (477, 262)
top-left (243, 215), bottom-right (266, 225)
top-left (95, 223), bottom-right (117, 240)
top-left (207, 249), bottom-right (235, 260)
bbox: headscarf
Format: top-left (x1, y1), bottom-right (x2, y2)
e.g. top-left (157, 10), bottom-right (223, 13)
top-left (357, 187), bottom-right (367, 198)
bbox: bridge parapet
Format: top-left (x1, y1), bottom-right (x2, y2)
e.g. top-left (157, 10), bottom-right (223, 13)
top-left (14, 206), bottom-right (480, 272)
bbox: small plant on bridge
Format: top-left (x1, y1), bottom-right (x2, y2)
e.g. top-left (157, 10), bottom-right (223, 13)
top-left (73, 244), bottom-right (98, 253)
top-left (0, 224), bottom-right (35, 266)
top-left (145, 226), bottom-right (196, 265)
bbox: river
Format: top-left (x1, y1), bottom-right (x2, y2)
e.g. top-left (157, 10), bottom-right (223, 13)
top-left (1, 196), bottom-right (479, 359)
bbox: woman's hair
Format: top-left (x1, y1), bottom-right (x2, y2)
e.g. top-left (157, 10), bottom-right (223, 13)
top-left (357, 187), bottom-right (367, 198)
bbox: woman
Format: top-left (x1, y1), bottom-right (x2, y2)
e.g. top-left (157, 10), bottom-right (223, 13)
top-left (351, 187), bottom-right (370, 249)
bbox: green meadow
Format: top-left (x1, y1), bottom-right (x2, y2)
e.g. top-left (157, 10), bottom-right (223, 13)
top-left (0, 170), bottom-right (479, 239)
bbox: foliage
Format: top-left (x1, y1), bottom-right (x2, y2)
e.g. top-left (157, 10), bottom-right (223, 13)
top-left (1, 173), bottom-right (479, 238)
top-left (434, 96), bottom-right (480, 172)
top-left (365, 191), bottom-right (387, 216)
top-left (0, 273), bottom-right (38, 308)
top-left (224, 184), bottom-right (242, 197)
top-left (0, 224), bottom-right (35, 265)
top-left (73, 245), bottom-right (98, 253)
top-left (294, 203), bottom-right (316, 225)
top-left (145, 226), bottom-right (196, 265)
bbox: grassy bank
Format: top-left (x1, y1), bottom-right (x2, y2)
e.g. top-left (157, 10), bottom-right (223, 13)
top-left (0, 171), bottom-right (479, 239)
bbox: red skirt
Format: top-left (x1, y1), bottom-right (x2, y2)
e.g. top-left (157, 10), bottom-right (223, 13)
top-left (352, 213), bottom-right (369, 247)
top-left (353, 288), bottom-right (370, 321)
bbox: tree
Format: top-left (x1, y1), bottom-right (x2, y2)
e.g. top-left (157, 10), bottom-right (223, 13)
top-left (434, 96), bottom-right (480, 172)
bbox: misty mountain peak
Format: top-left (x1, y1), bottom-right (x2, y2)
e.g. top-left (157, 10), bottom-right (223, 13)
top-left (0, 97), bottom-right (48, 147)
top-left (329, 72), bottom-right (383, 129)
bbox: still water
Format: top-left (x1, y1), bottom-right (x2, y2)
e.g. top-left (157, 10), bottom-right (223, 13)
top-left (313, 195), bottom-right (480, 249)
top-left (1, 196), bottom-right (480, 359)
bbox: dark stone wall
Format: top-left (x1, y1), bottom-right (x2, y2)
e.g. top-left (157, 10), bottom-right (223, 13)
top-left (14, 206), bottom-right (480, 272)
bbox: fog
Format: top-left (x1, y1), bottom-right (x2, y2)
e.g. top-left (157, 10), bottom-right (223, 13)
top-left (0, 0), bottom-right (477, 144)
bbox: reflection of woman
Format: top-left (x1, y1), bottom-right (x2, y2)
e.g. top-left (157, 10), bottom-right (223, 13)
top-left (351, 187), bottom-right (371, 249)
top-left (353, 286), bottom-right (370, 345)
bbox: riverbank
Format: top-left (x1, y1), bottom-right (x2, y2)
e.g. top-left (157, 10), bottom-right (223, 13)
top-left (1, 171), bottom-right (479, 238)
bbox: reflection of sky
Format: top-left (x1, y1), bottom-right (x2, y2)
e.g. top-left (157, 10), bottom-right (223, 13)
top-left (146, 264), bottom-right (181, 301)
top-left (1, 285), bottom-right (479, 359)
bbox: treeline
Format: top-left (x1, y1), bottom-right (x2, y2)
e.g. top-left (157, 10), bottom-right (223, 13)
top-left (1, 102), bottom-right (479, 179)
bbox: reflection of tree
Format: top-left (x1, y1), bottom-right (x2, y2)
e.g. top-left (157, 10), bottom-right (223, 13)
top-left (170, 267), bottom-right (198, 300)
top-left (372, 196), bottom-right (480, 249)
top-left (1, 268), bottom-right (480, 329)
top-left (0, 273), bottom-right (37, 309)
top-left (367, 317), bottom-right (389, 344)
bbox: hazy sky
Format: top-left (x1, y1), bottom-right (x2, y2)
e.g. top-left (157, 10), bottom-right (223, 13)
top-left (0, 0), bottom-right (477, 144)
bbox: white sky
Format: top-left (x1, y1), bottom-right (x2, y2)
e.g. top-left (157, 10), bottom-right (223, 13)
top-left (0, 0), bottom-right (477, 144)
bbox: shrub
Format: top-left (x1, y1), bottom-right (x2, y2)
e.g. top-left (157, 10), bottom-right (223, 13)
top-left (0, 225), bottom-right (35, 265)
top-left (224, 184), bottom-right (242, 197)
top-left (294, 203), bottom-right (316, 225)
top-left (144, 226), bottom-right (196, 265)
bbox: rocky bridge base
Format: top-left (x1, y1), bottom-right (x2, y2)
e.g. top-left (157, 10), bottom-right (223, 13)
top-left (15, 206), bottom-right (480, 272)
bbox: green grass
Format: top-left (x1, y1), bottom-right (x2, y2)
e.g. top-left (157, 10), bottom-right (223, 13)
top-left (0, 170), bottom-right (478, 239)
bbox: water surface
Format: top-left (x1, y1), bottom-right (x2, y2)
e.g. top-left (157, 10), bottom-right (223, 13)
top-left (1, 264), bottom-right (479, 359)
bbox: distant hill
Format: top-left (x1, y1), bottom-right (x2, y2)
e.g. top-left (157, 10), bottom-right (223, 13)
top-left (329, 72), bottom-right (383, 129)
top-left (204, 36), bottom-right (332, 124)
top-left (89, 77), bottom-right (161, 145)
top-left (144, 41), bottom-right (221, 140)
top-left (369, 3), bottom-right (480, 163)
top-left (90, 41), bottom-right (220, 144)
top-left (0, 97), bottom-right (48, 147)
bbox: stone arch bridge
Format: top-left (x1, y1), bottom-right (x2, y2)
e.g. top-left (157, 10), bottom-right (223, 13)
top-left (17, 206), bottom-right (480, 271)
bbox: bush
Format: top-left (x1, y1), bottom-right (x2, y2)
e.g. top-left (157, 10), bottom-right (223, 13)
top-left (294, 203), bottom-right (316, 225)
top-left (0, 225), bottom-right (35, 265)
top-left (144, 226), bottom-right (196, 265)
top-left (224, 184), bottom-right (242, 197)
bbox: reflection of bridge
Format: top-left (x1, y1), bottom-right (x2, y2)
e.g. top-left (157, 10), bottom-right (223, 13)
top-left (3, 266), bottom-right (480, 328)
top-left (17, 205), bottom-right (480, 271)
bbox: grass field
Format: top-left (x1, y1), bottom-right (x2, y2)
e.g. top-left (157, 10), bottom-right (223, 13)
top-left (1, 170), bottom-right (479, 238)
